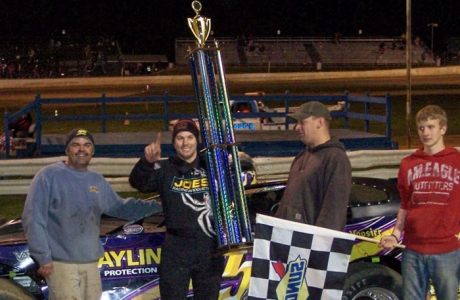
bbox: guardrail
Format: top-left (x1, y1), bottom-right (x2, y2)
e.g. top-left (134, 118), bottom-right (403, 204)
top-left (3, 91), bottom-right (392, 158)
top-left (5, 148), bottom-right (458, 196)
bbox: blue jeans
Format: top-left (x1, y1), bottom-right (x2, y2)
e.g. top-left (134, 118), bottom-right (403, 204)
top-left (401, 248), bottom-right (460, 300)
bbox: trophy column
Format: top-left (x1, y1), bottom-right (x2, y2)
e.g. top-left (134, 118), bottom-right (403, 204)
top-left (187, 1), bottom-right (252, 253)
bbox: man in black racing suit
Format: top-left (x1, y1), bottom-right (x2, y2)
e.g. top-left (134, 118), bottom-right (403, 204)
top-left (129, 119), bottom-right (224, 300)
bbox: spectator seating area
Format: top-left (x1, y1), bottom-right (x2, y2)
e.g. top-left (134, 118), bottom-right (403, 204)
top-left (175, 36), bottom-right (435, 68)
top-left (0, 35), bottom-right (122, 78)
top-left (0, 35), bottom-right (437, 79)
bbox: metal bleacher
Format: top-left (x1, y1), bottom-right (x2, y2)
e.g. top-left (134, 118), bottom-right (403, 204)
top-left (175, 36), bottom-right (436, 68)
top-left (174, 38), bottom-right (241, 66)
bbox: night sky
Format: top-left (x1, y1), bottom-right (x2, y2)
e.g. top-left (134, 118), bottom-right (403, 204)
top-left (1, 0), bottom-right (459, 59)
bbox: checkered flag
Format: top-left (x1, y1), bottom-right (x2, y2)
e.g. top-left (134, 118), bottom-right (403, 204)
top-left (248, 214), bottom-right (355, 300)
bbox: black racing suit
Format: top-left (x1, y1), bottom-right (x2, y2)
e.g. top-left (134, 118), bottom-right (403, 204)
top-left (129, 155), bottom-right (224, 300)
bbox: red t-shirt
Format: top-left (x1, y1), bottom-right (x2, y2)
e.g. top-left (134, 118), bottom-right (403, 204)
top-left (398, 146), bottom-right (460, 254)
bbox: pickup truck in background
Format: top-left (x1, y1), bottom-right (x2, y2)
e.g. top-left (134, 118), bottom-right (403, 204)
top-left (169, 93), bottom-right (346, 131)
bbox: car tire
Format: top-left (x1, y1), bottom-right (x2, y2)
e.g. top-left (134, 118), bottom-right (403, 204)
top-left (342, 262), bottom-right (402, 300)
top-left (0, 278), bottom-right (35, 300)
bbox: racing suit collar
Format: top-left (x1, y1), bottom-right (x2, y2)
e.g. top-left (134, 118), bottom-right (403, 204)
top-left (171, 155), bottom-right (203, 174)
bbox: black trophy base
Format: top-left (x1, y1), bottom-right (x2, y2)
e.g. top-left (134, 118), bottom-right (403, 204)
top-left (214, 241), bottom-right (254, 256)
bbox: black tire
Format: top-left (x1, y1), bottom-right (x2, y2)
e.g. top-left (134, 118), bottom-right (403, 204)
top-left (0, 278), bottom-right (36, 300)
top-left (342, 262), bottom-right (402, 300)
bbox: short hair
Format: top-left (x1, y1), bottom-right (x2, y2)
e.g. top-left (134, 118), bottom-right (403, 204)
top-left (415, 105), bottom-right (447, 127)
top-left (310, 115), bottom-right (331, 128)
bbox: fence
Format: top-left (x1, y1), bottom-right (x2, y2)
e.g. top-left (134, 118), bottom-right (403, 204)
top-left (2, 91), bottom-right (392, 158)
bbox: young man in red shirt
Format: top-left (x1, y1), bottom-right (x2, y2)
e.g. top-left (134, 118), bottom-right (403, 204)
top-left (380, 105), bottom-right (460, 299)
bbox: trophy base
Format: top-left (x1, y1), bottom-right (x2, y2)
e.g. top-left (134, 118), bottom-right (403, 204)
top-left (214, 242), bottom-right (254, 256)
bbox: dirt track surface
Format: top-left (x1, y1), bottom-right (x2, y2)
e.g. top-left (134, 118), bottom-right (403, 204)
top-left (1, 69), bottom-right (459, 149)
top-left (1, 70), bottom-right (460, 109)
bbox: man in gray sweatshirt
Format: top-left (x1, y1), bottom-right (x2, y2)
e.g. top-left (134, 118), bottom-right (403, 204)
top-left (22, 128), bottom-right (162, 300)
top-left (275, 101), bottom-right (352, 231)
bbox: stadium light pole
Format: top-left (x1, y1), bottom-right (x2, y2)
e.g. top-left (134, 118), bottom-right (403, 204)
top-left (427, 23), bottom-right (438, 54)
top-left (406, 0), bottom-right (412, 148)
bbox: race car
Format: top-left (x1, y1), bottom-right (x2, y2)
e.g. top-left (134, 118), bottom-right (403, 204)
top-left (0, 177), bottom-right (405, 300)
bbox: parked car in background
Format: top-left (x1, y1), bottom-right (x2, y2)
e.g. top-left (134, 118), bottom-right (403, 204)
top-left (0, 176), bottom-right (413, 300)
top-left (169, 92), bottom-right (347, 131)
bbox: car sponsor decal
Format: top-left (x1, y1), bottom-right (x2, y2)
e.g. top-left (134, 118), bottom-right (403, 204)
top-left (123, 224), bottom-right (144, 235)
top-left (234, 123), bottom-right (255, 130)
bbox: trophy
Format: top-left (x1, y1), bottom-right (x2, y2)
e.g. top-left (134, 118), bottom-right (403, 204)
top-left (187, 1), bottom-right (253, 253)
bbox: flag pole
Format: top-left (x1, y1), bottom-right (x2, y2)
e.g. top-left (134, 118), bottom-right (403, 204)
top-left (353, 234), bottom-right (406, 249)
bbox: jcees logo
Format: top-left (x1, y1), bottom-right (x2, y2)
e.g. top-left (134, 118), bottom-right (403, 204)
top-left (172, 177), bottom-right (209, 193)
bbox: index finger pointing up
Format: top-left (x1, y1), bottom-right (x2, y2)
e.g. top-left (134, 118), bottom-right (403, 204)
top-left (155, 132), bottom-right (162, 146)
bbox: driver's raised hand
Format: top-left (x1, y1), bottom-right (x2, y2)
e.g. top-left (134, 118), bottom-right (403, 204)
top-left (145, 132), bottom-right (162, 163)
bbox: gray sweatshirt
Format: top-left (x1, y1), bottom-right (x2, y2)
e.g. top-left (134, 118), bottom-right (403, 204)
top-left (22, 161), bottom-right (162, 266)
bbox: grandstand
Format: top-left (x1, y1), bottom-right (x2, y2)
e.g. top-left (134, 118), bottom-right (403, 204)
top-left (175, 36), bottom-right (435, 68)
top-left (0, 35), bottom-right (437, 79)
